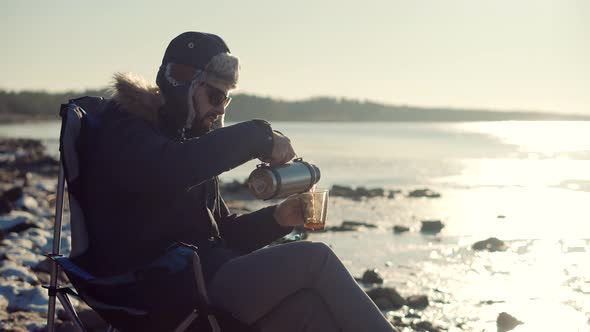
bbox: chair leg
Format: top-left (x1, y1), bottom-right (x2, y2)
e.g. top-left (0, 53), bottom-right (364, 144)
top-left (47, 292), bottom-right (57, 332)
top-left (207, 314), bottom-right (221, 332)
top-left (173, 309), bottom-right (199, 332)
top-left (47, 165), bottom-right (66, 332)
top-left (57, 292), bottom-right (86, 332)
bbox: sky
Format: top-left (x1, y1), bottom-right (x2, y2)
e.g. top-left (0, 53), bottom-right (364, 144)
top-left (1, 0), bottom-right (588, 115)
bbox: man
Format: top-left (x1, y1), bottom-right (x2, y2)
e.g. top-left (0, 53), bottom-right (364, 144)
top-left (80, 32), bottom-right (396, 331)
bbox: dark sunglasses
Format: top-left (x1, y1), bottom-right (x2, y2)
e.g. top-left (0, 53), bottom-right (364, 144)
top-left (203, 82), bottom-right (232, 107)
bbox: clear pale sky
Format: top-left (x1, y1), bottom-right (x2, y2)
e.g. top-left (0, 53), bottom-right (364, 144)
top-left (1, 0), bottom-right (588, 114)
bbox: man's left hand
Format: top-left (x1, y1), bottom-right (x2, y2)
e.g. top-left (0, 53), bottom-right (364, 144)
top-left (273, 194), bottom-right (305, 227)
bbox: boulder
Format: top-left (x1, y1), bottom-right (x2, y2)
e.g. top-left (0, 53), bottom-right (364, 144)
top-left (366, 287), bottom-right (406, 310)
top-left (497, 312), bottom-right (523, 332)
top-left (2, 187), bottom-right (23, 203)
top-left (330, 185), bottom-right (387, 200)
top-left (387, 190), bottom-right (398, 199)
top-left (19, 195), bottom-right (40, 212)
top-left (341, 220), bottom-right (377, 228)
top-left (0, 211), bottom-right (39, 234)
top-left (412, 320), bottom-right (441, 332)
top-left (0, 197), bottom-right (12, 215)
top-left (0, 279), bottom-right (48, 313)
top-left (0, 310), bottom-right (46, 332)
top-left (220, 180), bottom-right (248, 194)
top-left (0, 261), bottom-right (37, 283)
top-left (361, 269), bottom-right (384, 284)
top-left (420, 220), bottom-right (444, 234)
top-left (326, 224), bottom-right (358, 232)
top-left (408, 189), bottom-right (441, 198)
top-left (33, 258), bottom-right (69, 284)
top-left (406, 295), bottom-right (429, 309)
top-left (393, 225), bottom-right (410, 234)
top-left (330, 185), bottom-right (356, 198)
top-left (472, 237), bottom-right (507, 252)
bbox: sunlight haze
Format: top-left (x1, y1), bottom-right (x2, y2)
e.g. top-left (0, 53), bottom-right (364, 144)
top-left (1, 0), bottom-right (588, 114)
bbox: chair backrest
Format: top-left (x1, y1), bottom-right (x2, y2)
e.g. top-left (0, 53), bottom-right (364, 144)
top-left (59, 96), bottom-right (108, 257)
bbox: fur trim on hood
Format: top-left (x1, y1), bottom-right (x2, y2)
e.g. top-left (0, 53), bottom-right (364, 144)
top-left (111, 72), bottom-right (164, 126)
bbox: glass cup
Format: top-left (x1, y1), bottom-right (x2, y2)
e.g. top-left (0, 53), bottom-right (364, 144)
top-left (299, 189), bottom-right (329, 230)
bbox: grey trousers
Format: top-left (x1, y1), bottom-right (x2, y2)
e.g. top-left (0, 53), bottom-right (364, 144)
top-left (208, 241), bottom-right (397, 332)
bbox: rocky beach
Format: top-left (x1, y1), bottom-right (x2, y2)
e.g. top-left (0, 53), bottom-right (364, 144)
top-left (0, 138), bottom-right (547, 332)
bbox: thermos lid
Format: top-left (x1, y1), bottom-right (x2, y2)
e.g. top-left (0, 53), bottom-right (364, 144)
top-left (248, 167), bottom-right (277, 200)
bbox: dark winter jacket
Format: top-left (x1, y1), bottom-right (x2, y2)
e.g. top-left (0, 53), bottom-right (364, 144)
top-left (77, 73), bottom-right (293, 280)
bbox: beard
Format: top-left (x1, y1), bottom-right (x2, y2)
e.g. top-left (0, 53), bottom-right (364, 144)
top-left (186, 111), bottom-right (222, 137)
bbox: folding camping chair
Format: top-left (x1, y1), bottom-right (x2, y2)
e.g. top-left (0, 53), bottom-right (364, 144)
top-left (44, 97), bottom-right (222, 332)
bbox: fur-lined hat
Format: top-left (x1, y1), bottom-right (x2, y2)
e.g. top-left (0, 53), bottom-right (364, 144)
top-left (156, 32), bottom-right (238, 136)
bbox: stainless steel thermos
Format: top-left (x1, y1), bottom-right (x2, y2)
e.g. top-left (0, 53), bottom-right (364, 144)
top-left (248, 158), bottom-right (321, 200)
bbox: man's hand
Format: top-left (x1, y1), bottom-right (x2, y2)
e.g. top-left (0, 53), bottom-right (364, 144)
top-left (262, 131), bottom-right (296, 166)
top-left (273, 194), bottom-right (305, 227)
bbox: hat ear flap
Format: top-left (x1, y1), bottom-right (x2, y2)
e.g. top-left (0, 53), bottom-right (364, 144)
top-left (156, 64), bottom-right (192, 132)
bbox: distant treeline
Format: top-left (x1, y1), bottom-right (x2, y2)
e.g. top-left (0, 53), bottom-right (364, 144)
top-left (1, 89), bottom-right (588, 123)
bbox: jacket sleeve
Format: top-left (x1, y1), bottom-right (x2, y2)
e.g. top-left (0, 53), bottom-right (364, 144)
top-left (99, 113), bottom-right (274, 194)
top-left (215, 196), bottom-right (294, 254)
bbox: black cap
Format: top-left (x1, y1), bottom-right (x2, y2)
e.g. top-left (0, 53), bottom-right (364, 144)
top-left (161, 32), bottom-right (230, 70)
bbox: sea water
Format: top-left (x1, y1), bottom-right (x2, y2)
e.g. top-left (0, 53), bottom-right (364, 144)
top-left (2, 120), bottom-right (589, 330)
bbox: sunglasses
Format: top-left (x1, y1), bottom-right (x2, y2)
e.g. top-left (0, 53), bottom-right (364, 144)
top-left (203, 82), bottom-right (232, 107)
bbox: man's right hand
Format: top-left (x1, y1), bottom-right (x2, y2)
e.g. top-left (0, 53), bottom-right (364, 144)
top-left (262, 131), bottom-right (296, 166)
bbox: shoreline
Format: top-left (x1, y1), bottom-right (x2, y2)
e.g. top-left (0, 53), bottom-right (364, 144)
top-left (2, 137), bottom-right (588, 331)
top-left (0, 138), bottom-right (454, 331)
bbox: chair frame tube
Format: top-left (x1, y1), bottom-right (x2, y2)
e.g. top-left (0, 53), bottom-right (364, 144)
top-left (57, 292), bottom-right (86, 331)
top-left (47, 163), bottom-right (66, 332)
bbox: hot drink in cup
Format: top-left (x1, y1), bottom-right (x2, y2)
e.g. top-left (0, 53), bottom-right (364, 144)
top-left (300, 189), bottom-right (329, 230)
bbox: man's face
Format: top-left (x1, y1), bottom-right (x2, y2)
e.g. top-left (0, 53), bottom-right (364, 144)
top-left (191, 80), bottom-right (231, 133)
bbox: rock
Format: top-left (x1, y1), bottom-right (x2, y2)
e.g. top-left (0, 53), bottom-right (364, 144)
top-left (326, 224), bottom-right (358, 232)
top-left (420, 220), bottom-right (444, 234)
top-left (19, 227), bottom-right (52, 253)
top-left (2, 186), bottom-right (24, 202)
top-left (356, 187), bottom-right (384, 198)
top-left (33, 258), bottom-right (69, 284)
top-left (0, 211), bottom-right (39, 234)
top-left (330, 185), bottom-right (356, 197)
top-left (393, 225), bottom-right (410, 234)
top-left (330, 184), bottom-right (386, 200)
top-left (412, 320), bottom-right (441, 332)
top-left (497, 312), bottom-right (523, 332)
top-left (0, 197), bottom-right (12, 214)
top-left (406, 295), bottom-right (429, 309)
top-left (19, 195), bottom-right (40, 212)
top-left (408, 189), bottom-right (441, 198)
top-left (472, 237), bottom-right (507, 252)
top-left (361, 269), bottom-right (384, 284)
top-left (0, 261), bottom-right (37, 283)
top-left (342, 220), bottom-right (377, 228)
top-left (327, 220), bottom-right (377, 232)
top-left (366, 287), bottom-right (406, 310)
top-left (220, 180), bottom-right (248, 193)
top-left (3, 241), bottom-right (46, 267)
top-left (0, 310), bottom-right (46, 332)
top-left (0, 279), bottom-right (48, 313)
